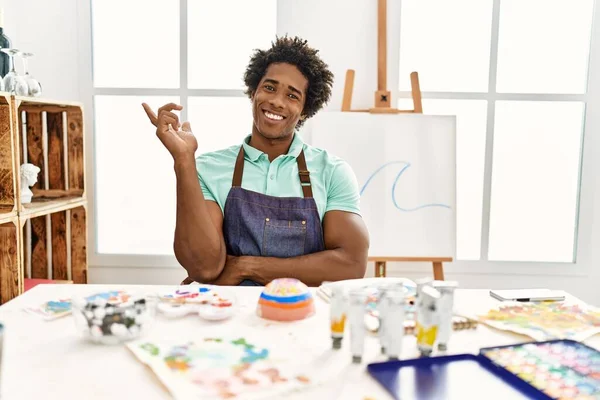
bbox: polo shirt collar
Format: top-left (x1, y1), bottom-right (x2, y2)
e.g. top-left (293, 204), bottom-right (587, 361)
top-left (242, 133), bottom-right (305, 162)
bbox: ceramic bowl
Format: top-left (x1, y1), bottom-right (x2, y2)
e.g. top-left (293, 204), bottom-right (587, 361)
top-left (72, 290), bottom-right (156, 345)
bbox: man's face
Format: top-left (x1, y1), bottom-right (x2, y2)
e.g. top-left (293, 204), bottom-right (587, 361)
top-left (251, 62), bottom-right (308, 140)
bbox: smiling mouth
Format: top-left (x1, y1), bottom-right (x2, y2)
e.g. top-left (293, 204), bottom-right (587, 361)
top-left (263, 110), bottom-right (286, 122)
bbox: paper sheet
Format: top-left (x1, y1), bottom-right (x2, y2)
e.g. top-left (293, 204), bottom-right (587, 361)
top-left (477, 301), bottom-right (600, 341)
top-left (127, 336), bottom-right (321, 400)
top-left (24, 299), bottom-right (72, 320)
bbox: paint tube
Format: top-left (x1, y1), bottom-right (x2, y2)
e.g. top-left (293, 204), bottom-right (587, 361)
top-left (432, 280), bottom-right (458, 351)
top-left (383, 287), bottom-right (406, 360)
top-left (348, 287), bottom-right (367, 363)
top-left (415, 277), bottom-right (433, 297)
top-left (376, 282), bottom-right (403, 354)
top-left (416, 285), bottom-right (441, 357)
top-left (330, 284), bottom-right (346, 350)
top-left (413, 277), bottom-right (433, 323)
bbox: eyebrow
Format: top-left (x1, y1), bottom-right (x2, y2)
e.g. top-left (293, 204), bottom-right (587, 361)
top-left (263, 78), bottom-right (303, 97)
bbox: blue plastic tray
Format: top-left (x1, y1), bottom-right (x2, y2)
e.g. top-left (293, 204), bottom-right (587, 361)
top-left (367, 353), bottom-right (553, 400)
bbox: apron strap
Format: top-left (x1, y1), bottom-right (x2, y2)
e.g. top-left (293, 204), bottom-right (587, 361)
top-left (232, 145), bottom-right (313, 198)
top-left (297, 150), bottom-right (313, 198)
top-left (232, 146), bottom-right (245, 187)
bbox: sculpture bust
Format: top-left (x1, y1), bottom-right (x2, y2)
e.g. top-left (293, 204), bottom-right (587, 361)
top-left (20, 163), bottom-right (41, 204)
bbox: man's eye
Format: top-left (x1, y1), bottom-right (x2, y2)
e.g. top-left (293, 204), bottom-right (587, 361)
top-left (288, 94), bottom-right (298, 100)
top-left (264, 85), bottom-right (274, 91)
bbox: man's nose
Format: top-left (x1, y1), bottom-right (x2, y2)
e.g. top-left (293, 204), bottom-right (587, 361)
top-left (268, 92), bottom-right (285, 109)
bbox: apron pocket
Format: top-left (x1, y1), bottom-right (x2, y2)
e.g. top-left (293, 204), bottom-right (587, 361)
top-left (262, 218), bottom-right (307, 258)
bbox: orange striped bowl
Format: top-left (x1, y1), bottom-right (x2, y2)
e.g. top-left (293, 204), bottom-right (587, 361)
top-left (256, 278), bottom-right (315, 321)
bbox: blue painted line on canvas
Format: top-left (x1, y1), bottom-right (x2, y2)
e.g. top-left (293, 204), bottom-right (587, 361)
top-left (360, 161), bottom-right (451, 212)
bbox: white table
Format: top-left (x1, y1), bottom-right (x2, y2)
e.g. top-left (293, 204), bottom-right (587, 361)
top-left (0, 285), bottom-right (597, 399)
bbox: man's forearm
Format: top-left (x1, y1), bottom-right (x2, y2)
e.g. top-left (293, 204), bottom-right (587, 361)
top-left (173, 156), bottom-right (225, 281)
top-left (241, 249), bottom-right (366, 287)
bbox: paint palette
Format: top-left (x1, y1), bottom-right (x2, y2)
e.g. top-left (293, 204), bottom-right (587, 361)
top-left (481, 340), bottom-right (600, 399)
top-left (157, 286), bottom-right (237, 321)
top-left (158, 285), bottom-right (215, 304)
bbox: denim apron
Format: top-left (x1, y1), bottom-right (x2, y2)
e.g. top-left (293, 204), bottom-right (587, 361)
top-left (224, 146), bottom-right (325, 286)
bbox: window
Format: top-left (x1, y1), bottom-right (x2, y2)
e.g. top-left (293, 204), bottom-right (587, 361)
top-left (91, 0), bottom-right (277, 255)
top-left (398, 0), bottom-right (593, 262)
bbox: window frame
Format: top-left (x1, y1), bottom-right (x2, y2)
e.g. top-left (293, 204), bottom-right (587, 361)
top-left (392, 0), bottom-right (597, 276)
top-left (79, 0), bottom-right (600, 277)
top-left (80, 0), bottom-right (259, 268)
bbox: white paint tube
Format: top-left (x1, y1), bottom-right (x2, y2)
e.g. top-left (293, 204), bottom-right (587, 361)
top-left (383, 287), bottom-right (406, 360)
top-left (432, 280), bottom-right (458, 351)
top-left (348, 288), bottom-right (367, 363)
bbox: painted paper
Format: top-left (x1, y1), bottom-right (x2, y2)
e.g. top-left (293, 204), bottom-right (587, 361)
top-left (127, 336), bottom-right (316, 399)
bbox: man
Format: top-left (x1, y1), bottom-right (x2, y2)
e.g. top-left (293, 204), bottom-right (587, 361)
top-left (142, 36), bottom-right (369, 286)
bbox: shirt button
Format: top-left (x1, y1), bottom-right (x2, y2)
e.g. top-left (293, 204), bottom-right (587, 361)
top-left (269, 175), bottom-right (274, 180)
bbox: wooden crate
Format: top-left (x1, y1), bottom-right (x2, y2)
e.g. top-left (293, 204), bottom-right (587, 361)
top-left (22, 205), bottom-right (87, 284)
top-left (0, 95), bottom-right (88, 303)
top-left (0, 215), bottom-right (23, 304)
top-left (15, 96), bottom-right (88, 286)
top-left (0, 93), bottom-right (17, 217)
top-left (15, 96), bottom-right (86, 214)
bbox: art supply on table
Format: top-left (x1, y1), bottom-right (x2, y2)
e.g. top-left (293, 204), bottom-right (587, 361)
top-left (157, 302), bottom-right (198, 319)
top-left (383, 287), bottom-right (406, 361)
top-left (432, 280), bottom-right (458, 351)
top-left (480, 340), bottom-right (600, 399)
top-left (317, 277), bottom-right (415, 303)
top-left (157, 286), bottom-right (236, 321)
top-left (489, 288), bottom-right (565, 302)
top-left (329, 284), bottom-right (346, 349)
top-left (413, 277), bottom-right (433, 322)
top-left (477, 301), bottom-right (600, 341)
top-left (158, 285), bottom-right (215, 304)
top-left (72, 290), bottom-right (156, 345)
top-left (368, 340), bottom-right (599, 400)
top-left (415, 285), bottom-right (441, 357)
top-left (127, 336), bottom-right (317, 400)
top-left (349, 287), bottom-right (368, 364)
top-left (367, 353), bottom-right (553, 400)
top-left (415, 277), bottom-right (433, 297)
top-left (403, 316), bottom-right (477, 335)
top-left (25, 298), bottom-right (72, 320)
top-left (377, 286), bottom-right (391, 354)
top-left (257, 278), bottom-right (315, 321)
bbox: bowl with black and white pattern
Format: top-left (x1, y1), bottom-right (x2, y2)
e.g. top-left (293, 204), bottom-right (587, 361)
top-left (72, 290), bottom-right (157, 345)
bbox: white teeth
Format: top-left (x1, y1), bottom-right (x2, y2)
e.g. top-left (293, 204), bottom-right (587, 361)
top-left (264, 111), bottom-right (283, 121)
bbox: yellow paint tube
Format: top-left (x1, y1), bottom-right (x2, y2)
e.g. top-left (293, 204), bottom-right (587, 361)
top-left (416, 285), bottom-right (441, 357)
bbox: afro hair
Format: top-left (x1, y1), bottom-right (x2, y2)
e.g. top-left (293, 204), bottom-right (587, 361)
top-left (243, 36), bottom-right (334, 128)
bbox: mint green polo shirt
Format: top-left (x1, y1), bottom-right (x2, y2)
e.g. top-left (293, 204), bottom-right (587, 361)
top-left (196, 134), bottom-right (361, 221)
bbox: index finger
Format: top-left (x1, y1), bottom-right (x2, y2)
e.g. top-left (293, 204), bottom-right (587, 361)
top-left (142, 103), bottom-right (158, 125)
top-left (158, 103), bottom-right (183, 114)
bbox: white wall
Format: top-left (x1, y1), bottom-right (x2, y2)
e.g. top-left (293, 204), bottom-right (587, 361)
top-left (3, 0), bottom-right (81, 101)
top-left (5, 0), bottom-right (600, 305)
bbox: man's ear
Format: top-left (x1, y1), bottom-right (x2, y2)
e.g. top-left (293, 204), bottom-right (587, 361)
top-left (300, 114), bottom-right (307, 120)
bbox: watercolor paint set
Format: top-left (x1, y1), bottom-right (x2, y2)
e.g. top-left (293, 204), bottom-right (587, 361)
top-left (367, 339), bottom-right (600, 400)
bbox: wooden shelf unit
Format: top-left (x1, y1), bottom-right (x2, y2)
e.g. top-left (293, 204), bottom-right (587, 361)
top-left (0, 94), bottom-right (88, 303)
top-left (0, 93), bottom-right (17, 218)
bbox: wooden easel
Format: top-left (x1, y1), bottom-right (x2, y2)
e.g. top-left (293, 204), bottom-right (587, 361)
top-left (342, 0), bottom-right (451, 281)
top-left (341, 0), bottom-right (423, 114)
top-left (370, 257), bottom-right (450, 281)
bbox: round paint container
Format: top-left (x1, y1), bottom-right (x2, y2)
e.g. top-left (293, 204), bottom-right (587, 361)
top-left (257, 278), bottom-right (315, 321)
